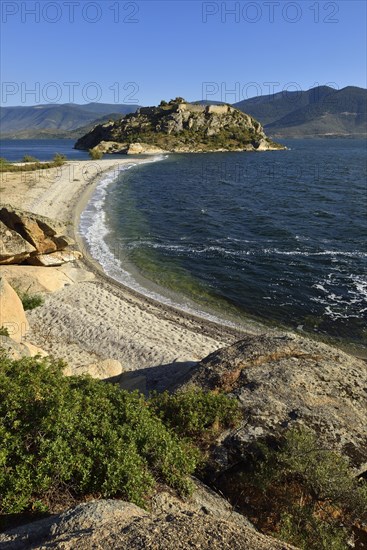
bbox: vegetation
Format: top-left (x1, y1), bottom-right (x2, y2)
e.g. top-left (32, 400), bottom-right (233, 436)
top-left (0, 154), bottom-right (67, 172)
top-left (18, 292), bottom-right (44, 311)
top-left (0, 327), bottom-right (9, 337)
top-left (88, 148), bottom-right (103, 160)
top-left (218, 427), bottom-right (367, 549)
top-left (22, 155), bottom-right (39, 163)
top-left (0, 354), bottom-right (241, 516)
top-left (150, 389), bottom-right (241, 442)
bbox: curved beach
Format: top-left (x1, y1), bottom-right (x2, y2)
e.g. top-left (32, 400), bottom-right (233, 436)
top-left (1, 160), bottom-right (255, 390)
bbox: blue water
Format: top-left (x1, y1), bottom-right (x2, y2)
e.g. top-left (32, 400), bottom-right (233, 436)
top-left (0, 139), bottom-right (90, 161)
top-left (96, 139), bottom-right (366, 348)
top-left (2, 138), bottom-right (366, 349)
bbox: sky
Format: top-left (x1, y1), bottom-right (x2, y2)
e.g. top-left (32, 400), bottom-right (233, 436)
top-left (1, 0), bottom-right (366, 107)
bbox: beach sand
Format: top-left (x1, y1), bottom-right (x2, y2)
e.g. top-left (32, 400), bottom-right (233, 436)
top-left (1, 160), bottom-right (251, 391)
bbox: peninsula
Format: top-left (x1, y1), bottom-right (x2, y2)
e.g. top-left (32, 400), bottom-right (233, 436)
top-left (74, 98), bottom-right (285, 155)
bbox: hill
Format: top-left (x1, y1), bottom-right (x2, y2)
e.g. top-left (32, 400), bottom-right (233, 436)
top-left (74, 98), bottom-right (284, 154)
top-left (234, 86), bottom-right (367, 137)
top-left (0, 103), bottom-right (140, 137)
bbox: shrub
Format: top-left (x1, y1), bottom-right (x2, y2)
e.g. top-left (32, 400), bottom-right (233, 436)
top-left (17, 291), bottom-right (44, 311)
top-left (0, 327), bottom-right (9, 337)
top-left (22, 155), bottom-right (39, 163)
top-left (0, 154), bottom-right (67, 173)
top-left (0, 355), bottom-right (208, 514)
top-left (88, 148), bottom-right (103, 160)
top-left (52, 153), bottom-right (67, 166)
top-left (225, 427), bottom-right (367, 550)
top-left (150, 389), bottom-right (241, 441)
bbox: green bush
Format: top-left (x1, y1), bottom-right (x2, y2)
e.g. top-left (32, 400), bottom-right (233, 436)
top-left (236, 427), bottom-right (367, 549)
top-left (17, 291), bottom-right (44, 311)
top-left (0, 356), bottom-right (228, 514)
top-left (22, 155), bottom-right (39, 163)
top-left (52, 153), bottom-right (67, 166)
top-left (0, 154), bottom-right (67, 173)
top-left (0, 327), bottom-right (9, 337)
top-left (150, 389), bottom-right (241, 441)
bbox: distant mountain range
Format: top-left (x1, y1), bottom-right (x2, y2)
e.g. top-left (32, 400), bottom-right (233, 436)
top-left (0, 86), bottom-right (366, 139)
top-left (234, 86), bottom-right (367, 137)
top-left (0, 103), bottom-right (140, 139)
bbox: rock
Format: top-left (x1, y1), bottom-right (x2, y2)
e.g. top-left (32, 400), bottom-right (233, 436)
top-left (0, 206), bottom-right (76, 266)
top-left (75, 99), bottom-right (285, 154)
top-left (0, 335), bottom-right (31, 359)
top-left (0, 264), bottom-right (95, 294)
top-left (74, 358), bottom-right (125, 380)
top-left (22, 342), bottom-right (48, 358)
top-left (27, 250), bottom-right (82, 267)
top-left (91, 141), bottom-right (167, 156)
top-left (0, 220), bottom-right (36, 264)
top-left (124, 142), bottom-right (167, 155)
top-left (119, 372), bottom-right (147, 394)
top-left (0, 276), bottom-right (29, 342)
top-left (152, 478), bottom-right (254, 531)
top-left (177, 334), bottom-right (367, 470)
top-left (0, 499), bottom-right (296, 549)
top-left (91, 140), bottom-right (128, 154)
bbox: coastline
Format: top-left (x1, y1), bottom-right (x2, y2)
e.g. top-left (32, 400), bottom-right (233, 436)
top-left (0, 160), bottom-right (250, 390)
top-left (1, 160), bottom-right (364, 388)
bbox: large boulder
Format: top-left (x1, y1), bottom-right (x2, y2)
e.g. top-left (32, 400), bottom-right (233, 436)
top-left (0, 335), bottom-right (31, 359)
top-left (0, 205), bottom-right (76, 266)
top-left (177, 334), bottom-right (367, 471)
top-left (27, 250), bottom-right (82, 267)
top-left (64, 358), bottom-right (125, 380)
top-left (0, 220), bottom-right (36, 264)
top-left (0, 264), bottom-right (95, 294)
top-left (0, 499), bottom-right (296, 549)
top-left (0, 276), bottom-right (29, 342)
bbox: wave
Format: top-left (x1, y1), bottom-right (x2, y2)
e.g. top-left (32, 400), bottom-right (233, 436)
top-left (311, 273), bottom-right (367, 320)
top-left (78, 157), bottom-right (239, 328)
top-left (124, 240), bottom-right (367, 260)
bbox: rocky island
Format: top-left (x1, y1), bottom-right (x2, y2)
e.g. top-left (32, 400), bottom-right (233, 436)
top-left (74, 98), bottom-right (285, 155)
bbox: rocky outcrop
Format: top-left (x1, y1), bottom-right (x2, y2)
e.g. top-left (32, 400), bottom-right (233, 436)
top-left (0, 220), bottom-right (36, 264)
top-left (0, 275), bottom-right (29, 342)
top-left (177, 334), bottom-right (367, 471)
top-left (0, 206), bottom-right (78, 266)
top-left (0, 264), bottom-right (95, 294)
top-left (90, 140), bottom-right (167, 155)
top-left (0, 336), bottom-right (47, 360)
top-left (75, 98), bottom-right (285, 154)
top-left (0, 498), bottom-right (296, 549)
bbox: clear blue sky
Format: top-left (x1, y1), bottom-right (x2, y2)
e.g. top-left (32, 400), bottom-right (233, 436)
top-left (1, 0), bottom-right (366, 106)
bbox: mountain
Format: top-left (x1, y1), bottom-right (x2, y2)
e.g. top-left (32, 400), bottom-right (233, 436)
top-left (0, 113), bottom-right (125, 140)
top-left (0, 103), bottom-right (140, 137)
top-left (1, 87), bottom-right (365, 140)
top-left (74, 98), bottom-right (285, 154)
top-left (234, 86), bottom-right (367, 137)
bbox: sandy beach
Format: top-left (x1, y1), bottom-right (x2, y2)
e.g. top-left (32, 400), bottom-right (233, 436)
top-left (0, 159), bottom-right (253, 391)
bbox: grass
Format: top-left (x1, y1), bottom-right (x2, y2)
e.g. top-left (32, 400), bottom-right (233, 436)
top-left (15, 287), bottom-right (44, 311)
top-left (0, 154), bottom-right (67, 173)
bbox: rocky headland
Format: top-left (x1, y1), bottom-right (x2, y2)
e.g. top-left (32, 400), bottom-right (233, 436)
top-left (75, 98), bottom-right (285, 155)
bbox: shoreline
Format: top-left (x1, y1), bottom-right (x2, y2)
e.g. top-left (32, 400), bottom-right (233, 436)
top-left (71, 160), bottom-right (253, 342)
top-left (72, 160), bottom-right (367, 362)
top-left (1, 160), bottom-right (365, 381)
top-left (0, 160), bottom-right (249, 387)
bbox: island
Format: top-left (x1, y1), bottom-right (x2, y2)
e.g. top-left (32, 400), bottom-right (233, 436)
top-left (74, 97), bottom-right (286, 155)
